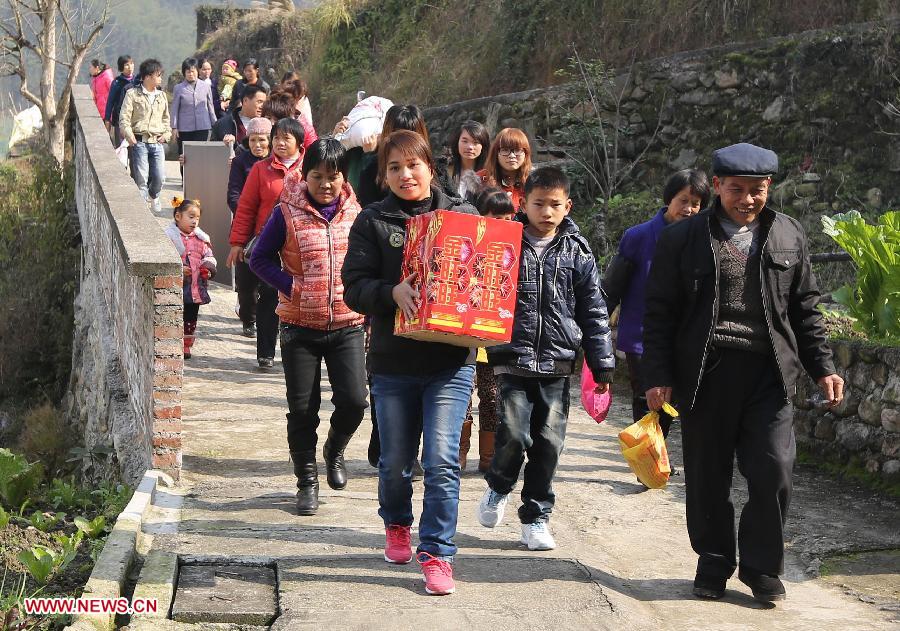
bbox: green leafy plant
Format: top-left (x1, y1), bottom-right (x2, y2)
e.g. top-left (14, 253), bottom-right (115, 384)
top-left (0, 448), bottom-right (44, 508)
top-left (88, 539), bottom-right (105, 563)
top-left (0, 506), bottom-right (9, 529)
top-left (28, 511), bottom-right (65, 533)
top-left (0, 566), bottom-right (32, 630)
top-left (47, 477), bottom-right (84, 510)
top-left (93, 481), bottom-right (131, 517)
top-left (53, 531), bottom-right (83, 569)
top-left (17, 547), bottom-right (57, 585)
top-left (74, 515), bottom-right (106, 539)
top-left (822, 210), bottom-right (900, 338)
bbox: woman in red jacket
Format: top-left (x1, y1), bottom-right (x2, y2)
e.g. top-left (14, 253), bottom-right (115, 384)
top-left (476, 127), bottom-right (533, 212)
top-left (228, 117), bottom-right (305, 368)
top-left (249, 139), bottom-right (367, 515)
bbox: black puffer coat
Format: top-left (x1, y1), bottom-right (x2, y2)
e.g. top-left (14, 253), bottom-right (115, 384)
top-left (642, 202), bottom-right (836, 410)
top-left (487, 216), bottom-right (615, 382)
top-left (342, 186), bottom-right (479, 376)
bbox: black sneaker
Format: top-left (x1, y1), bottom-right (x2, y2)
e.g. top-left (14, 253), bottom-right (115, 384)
top-left (738, 567), bottom-right (786, 602)
top-left (693, 574), bottom-right (726, 600)
top-left (242, 323), bottom-right (257, 338)
top-left (258, 357), bottom-right (275, 369)
top-left (412, 459), bottom-right (424, 481)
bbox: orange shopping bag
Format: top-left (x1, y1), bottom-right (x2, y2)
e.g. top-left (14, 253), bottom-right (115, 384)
top-left (618, 403), bottom-right (678, 489)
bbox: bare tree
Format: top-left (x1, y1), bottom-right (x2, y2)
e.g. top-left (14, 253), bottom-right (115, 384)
top-left (0, 0), bottom-right (112, 163)
top-left (551, 47), bottom-right (664, 255)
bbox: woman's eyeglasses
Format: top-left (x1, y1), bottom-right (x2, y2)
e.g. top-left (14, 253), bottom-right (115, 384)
top-left (499, 149), bottom-right (526, 157)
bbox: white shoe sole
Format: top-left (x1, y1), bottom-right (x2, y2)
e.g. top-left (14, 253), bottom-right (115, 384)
top-left (520, 540), bottom-right (556, 551)
top-left (424, 585), bottom-right (455, 595)
top-left (384, 552), bottom-right (412, 565)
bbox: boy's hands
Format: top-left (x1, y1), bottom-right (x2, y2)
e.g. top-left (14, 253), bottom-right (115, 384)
top-left (392, 272), bottom-right (419, 320)
top-left (594, 382), bottom-right (610, 395)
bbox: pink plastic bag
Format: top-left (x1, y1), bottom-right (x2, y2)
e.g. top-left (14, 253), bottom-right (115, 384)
top-left (581, 359), bottom-right (612, 423)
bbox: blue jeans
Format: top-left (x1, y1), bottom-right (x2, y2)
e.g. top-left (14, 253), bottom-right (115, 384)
top-left (128, 142), bottom-right (165, 200)
top-left (485, 374), bottom-right (570, 523)
top-left (371, 365), bottom-right (475, 560)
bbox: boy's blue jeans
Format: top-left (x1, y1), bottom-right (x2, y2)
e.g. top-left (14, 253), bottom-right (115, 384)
top-left (485, 373), bottom-right (570, 524)
top-left (128, 141), bottom-right (165, 201)
top-left (371, 365), bottom-right (475, 560)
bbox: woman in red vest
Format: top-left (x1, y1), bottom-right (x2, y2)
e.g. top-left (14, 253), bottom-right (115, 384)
top-left (249, 139), bottom-right (367, 516)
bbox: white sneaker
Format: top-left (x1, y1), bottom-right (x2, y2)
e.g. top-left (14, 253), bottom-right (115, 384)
top-left (520, 521), bottom-right (556, 550)
top-left (476, 487), bottom-right (508, 528)
top-left (151, 197), bottom-right (161, 213)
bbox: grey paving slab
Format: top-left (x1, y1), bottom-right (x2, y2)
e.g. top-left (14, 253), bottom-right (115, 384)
top-left (171, 564), bottom-right (277, 625)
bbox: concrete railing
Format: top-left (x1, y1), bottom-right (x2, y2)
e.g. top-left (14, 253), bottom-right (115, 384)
top-left (66, 85), bottom-right (184, 484)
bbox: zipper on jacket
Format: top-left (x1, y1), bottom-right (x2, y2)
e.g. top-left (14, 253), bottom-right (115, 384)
top-left (326, 221), bottom-right (335, 330)
top-left (758, 230), bottom-right (789, 399)
top-left (530, 234), bottom-right (565, 373)
top-left (689, 216), bottom-right (720, 410)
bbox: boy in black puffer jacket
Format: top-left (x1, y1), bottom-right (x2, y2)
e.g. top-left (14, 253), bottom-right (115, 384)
top-left (477, 166), bottom-right (615, 551)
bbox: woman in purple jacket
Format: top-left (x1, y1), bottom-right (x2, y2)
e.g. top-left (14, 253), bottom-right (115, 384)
top-left (602, 169), bottom-right (710, 438)
top-left (172, 57), bottom-right (217, 170)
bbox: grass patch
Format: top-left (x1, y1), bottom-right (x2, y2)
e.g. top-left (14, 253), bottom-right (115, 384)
top-left (797, 448), bottom-right (900, 499)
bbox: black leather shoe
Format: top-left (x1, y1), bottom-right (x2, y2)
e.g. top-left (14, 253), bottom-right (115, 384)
top-left (291, 450), bottom-right (319, 515)
top-left (258, 357), bottom-right (274, 369)
top-left (693, 574), bottom-right (726, 599)
top-left (242, 323), bottom-right (257, 338)
top-left (367, 421), bottom-right (380, 468)
top-left (323, 429), bottom-right (353, 490)
top-left (738, 567), bottom-right (786, 602)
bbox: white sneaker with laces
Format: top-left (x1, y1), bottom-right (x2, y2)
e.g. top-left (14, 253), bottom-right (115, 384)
top-left (476, 487), bottom-right (508, 528)
top-left (520, 521), bottom-right (556, 550)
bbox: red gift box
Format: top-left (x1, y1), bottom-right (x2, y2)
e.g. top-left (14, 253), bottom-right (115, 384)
top-left (394, 210), bottom-right (523, 347)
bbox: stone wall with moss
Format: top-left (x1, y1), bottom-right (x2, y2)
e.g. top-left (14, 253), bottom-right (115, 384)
top-left (794, 340), bottom-right (900, 481)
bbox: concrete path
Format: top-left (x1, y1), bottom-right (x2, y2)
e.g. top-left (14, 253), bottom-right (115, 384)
top-left (140, 163), bottom-right (899, 630)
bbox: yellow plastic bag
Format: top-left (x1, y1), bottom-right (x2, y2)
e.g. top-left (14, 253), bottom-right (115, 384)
top-left (618, 403), bottom-right (678, 489)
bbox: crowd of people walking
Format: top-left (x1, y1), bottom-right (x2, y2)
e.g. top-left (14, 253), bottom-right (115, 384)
top-left (93, 53), bottom-right (845, 601)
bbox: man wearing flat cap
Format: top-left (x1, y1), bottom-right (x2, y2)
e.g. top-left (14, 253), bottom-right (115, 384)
top-left (642, 142), bottom-right (844, 603)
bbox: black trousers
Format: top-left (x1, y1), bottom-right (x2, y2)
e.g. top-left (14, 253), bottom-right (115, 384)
top-left (682, 348), bottom-right (795, 579)
top-left (281, 324), bottom-right (368, 452)
top-left (242, 275), bottom-right (279, 360)
top-left (234, 261), bottom-right (258, 327)
top-left (625, 352), bottom-right (673, 437)
top-left (184, 302), bottom-right (200, 324)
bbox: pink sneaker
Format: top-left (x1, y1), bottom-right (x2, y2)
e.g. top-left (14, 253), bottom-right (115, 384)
top-left (384, 525), bottom-right (412, 564)
top-left (416, 552), bottom-right (455, 595)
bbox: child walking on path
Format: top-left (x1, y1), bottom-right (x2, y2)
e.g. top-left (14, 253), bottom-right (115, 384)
top-left (165, 198), bottom-right (217, 359)
top-left (477, 167), bottom-right (615, 551)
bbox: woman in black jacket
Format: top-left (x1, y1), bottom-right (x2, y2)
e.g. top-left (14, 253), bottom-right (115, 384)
top-left (342, 130), bottom-right (477, 596)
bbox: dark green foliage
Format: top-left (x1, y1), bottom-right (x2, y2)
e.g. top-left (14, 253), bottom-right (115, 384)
top-left (0, 156), bottom-right (77, 401)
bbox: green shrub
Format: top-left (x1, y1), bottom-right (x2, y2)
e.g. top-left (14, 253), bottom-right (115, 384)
top-left (0, 448), bottom-right (44, 509)
top-left (822, 210), bottom-right (900, 339)
top-left (0, 155), bottom-right (77, 401)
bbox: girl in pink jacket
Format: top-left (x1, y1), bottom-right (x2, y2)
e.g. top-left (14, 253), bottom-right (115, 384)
top-left (165, 198), bottom-right (217, 359)
top-left (89, 60), bottom-right (115, 118)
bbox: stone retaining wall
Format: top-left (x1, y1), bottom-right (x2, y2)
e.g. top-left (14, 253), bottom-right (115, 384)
top-left (794, 340), bottom-right (900, 480)
top-left (423, 22), bottom-right (900, 209)
top-left (66, 86), bottom-right (184, 485)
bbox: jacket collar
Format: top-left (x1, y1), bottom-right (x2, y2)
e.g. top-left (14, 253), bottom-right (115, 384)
top-left (377, 185), bottom-right (457, 219)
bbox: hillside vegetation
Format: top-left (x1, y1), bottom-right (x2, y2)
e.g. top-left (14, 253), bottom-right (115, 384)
top-left (197, 0), bottom-right (895, 126)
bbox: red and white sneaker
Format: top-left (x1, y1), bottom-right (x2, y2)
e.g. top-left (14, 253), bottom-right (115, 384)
top-left (384, 525), bottom-right (412, 564)
top-left (416, 552), bottom-right (455, 595)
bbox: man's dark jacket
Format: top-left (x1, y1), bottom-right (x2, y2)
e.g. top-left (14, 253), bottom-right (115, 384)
top-left (642, 201), bottom-right (835, 410)
top-left (487, 216), bottom-right (615, 383)
top-left (342, 186), bottom-right (478, 376)
top-left (210, 107), bottom-right (245, 142)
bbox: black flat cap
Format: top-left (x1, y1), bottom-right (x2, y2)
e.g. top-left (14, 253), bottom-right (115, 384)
top-left (712, 143), bottom-right (778, 177)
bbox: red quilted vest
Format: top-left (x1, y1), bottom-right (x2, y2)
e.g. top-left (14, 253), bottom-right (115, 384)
top-left (276, 175), bottom-right (364, 331)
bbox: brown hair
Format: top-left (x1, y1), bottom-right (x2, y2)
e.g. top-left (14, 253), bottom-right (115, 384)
top-left (381, 104), bottom-right (428, 142)
top-left (377, 130), bottom-right (435, 189)
top-left (281, 78), bottom-right (308, 101)
top-left (483, 128), bottom-right (532, 189)
top-left (261, 91), bottom-right (294, 122)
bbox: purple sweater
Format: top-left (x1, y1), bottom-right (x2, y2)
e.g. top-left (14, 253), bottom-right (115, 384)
top-left (249, 195), bottom-right (342, 297)
top-left (617, 207), bottom-right (670, 355)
